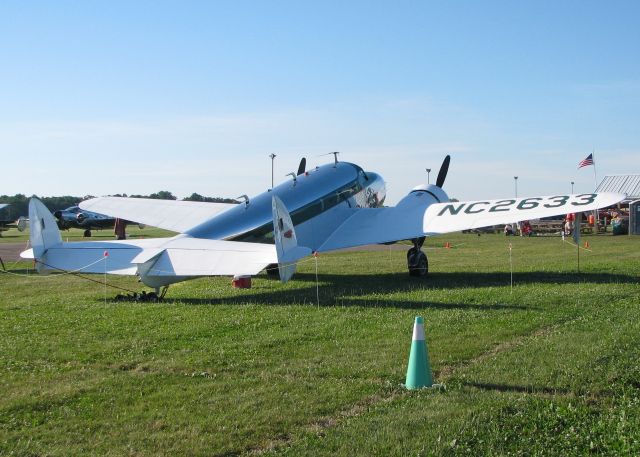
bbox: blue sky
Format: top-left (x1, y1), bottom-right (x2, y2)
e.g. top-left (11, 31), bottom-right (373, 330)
top-left (2, 1), bottom-right (639, 203)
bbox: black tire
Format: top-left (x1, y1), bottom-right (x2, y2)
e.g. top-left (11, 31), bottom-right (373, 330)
top-left (83, 229), bottom-right (92, 237)
top-left (408, 250), bottom-right (428, 277)
top-left (265, 263), bottom-right (281, 279)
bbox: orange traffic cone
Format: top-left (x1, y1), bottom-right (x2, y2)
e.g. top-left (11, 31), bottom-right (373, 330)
top-left (584, 241), bottom-right (590, 248)
top-left (444, 242), bottom-right (451, 249)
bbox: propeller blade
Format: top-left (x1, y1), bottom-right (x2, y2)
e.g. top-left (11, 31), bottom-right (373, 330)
top-left (297, 157), bottom-right (306, 176)
top-left (435, 155), bottom-right (450, 188)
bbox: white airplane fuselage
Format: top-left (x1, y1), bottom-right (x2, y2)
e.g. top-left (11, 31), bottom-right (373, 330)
top-left (187, 161), bottom-right (387, 251)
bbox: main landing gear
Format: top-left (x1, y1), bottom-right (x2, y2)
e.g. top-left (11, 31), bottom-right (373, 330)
top-left (113, 286), bottom-right (169, 302)
top-left (407, 237), bottom-right (428, 277)
top-left (265, 263), bottom-right (281, 279)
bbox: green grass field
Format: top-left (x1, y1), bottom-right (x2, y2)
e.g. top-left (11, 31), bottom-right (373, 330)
top-left (1, 232), bottom-right (639, 455)
top-left (0, 225), bottom-right (174, 244)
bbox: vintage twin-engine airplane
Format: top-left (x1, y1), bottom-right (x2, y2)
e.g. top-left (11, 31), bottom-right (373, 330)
top-left (22, 156), bottom-right (624, 297)
top-left (0, 204), bottom-right (27, 235)
top-left (53, 205), bottom-right (138, 237)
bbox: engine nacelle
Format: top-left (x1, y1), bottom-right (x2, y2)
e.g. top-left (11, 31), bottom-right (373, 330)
top-left (76, 212), bottom-right (87, 224)
top-left (396, 184), bottom-right (449, 209)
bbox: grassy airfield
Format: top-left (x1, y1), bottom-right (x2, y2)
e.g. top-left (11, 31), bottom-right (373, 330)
top-left (0, 225), bottom-right (174, 244)
top-left (1, 231), bottom-right (639, 455)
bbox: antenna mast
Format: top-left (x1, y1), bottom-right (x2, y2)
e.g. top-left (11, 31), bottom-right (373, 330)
top-left (331, 151), bottom-right (340, 167)
top-left (269, 153), bottom-right (277, 190)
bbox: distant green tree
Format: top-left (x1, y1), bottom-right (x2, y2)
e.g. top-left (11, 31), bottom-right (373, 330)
top-left (0, 194), bottom-right (84, 218)
top-left (183, 193), bottom-right (238, 204)
top-left (183, 192), bottom-right (205, 202)
top-left (130, 191), bottom-right (177, 200)
top-left (40, 196), bottom-right (84, 213)
top-left (148, 191), bottom-right (177, 200)
top-left (0, 194), bottom-right (29, 219)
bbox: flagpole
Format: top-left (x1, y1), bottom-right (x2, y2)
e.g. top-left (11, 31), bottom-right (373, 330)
top-left (592, 148), bottom-right (599, 228)
top-left (592, 148), bottom-right (598, 191)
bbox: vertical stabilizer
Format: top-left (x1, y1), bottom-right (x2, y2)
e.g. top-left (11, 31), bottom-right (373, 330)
top-left (271, 196), bottom-right (311, 283)
top-left (29, 198), bottom-right (62, 269)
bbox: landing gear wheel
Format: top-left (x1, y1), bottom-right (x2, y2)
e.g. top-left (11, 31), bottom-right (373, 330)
top-left (265, 263), bottom-right (281, 279)
top-left (83, 229), bottom-right (92, 237)
top-left (407, 247), bottom-right (428, 277)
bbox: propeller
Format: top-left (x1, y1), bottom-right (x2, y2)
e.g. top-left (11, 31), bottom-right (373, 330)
top-left (435, 155), bottom-right (450, 188)
top-left (297, 157), bottom-right (306, 176)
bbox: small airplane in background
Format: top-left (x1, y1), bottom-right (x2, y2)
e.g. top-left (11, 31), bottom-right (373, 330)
top-left (22, 155), bottom-right (625, 299)
top-left (53, 205), bottom-right (141, 238)
top-left (0, 204), bottom-right (27, 236)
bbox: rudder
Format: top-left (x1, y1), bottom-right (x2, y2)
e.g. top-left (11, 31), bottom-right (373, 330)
top-left (271, 196), bottom-right (311, 282)
top-left (28, 198), bottom-right (62, 268)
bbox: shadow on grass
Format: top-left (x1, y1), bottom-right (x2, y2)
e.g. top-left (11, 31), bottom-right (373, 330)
top-left (156, 269), bottom-right (638, 308)
top-left (462, 381), bottom-right (619, 400)
top-left (172, 294), bottom-right (533, 311)
top-left (291, 270), bottom-right (638, 289)
top-left (462, 381), bottom-right (573, 396)
top-left (161, 272), bottom-right (530, 309)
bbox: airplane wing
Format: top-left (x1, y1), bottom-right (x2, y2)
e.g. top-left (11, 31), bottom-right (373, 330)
top-left (79, 197), bottom-right (236, 233)
top-left (422, 193), bottom-right (624, 234)
top-left (317, 192), bottom-right (625, 252)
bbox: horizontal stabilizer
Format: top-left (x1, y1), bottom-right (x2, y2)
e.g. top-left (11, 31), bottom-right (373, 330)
top-left (27, 239), bottom-right (162, 274)
top-left (79, 197), bottom-right (236, 233)
top-left (22, 234), bottom-right (277, 278)
top-left (142, 237), bottom-right (277, 276)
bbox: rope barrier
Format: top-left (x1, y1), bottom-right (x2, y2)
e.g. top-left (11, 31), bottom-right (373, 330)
top-left (0, 258), bottom-right (138, 294)
top-left (0, 256), bottom-right (106, 278)
top-left (561, 238), bottom-right (593, 252)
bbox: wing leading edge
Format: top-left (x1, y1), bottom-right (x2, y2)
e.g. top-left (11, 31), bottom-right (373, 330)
top-left (318, 192), bottom-right (625, 252)
top-left (79, 197), bottom-right (236, 233)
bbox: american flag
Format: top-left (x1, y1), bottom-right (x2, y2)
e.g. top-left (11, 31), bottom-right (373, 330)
top-left (578, 153), bottom-right (594, 169)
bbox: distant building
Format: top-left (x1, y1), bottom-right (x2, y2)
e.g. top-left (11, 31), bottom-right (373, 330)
top-left (595, 174), bottom-right (640, 203)
top-left (596, 174), bottom-right (640, 235)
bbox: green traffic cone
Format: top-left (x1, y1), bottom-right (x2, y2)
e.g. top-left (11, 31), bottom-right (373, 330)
top-left (405, 316), bottom-right (433, 389)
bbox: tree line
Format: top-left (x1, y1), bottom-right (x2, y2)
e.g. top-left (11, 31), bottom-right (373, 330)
top-left (0, 192), bottom-right (238, 220)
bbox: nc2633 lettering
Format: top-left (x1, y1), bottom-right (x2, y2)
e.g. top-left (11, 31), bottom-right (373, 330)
top-left (436, 194), bottom-right (597, 217)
